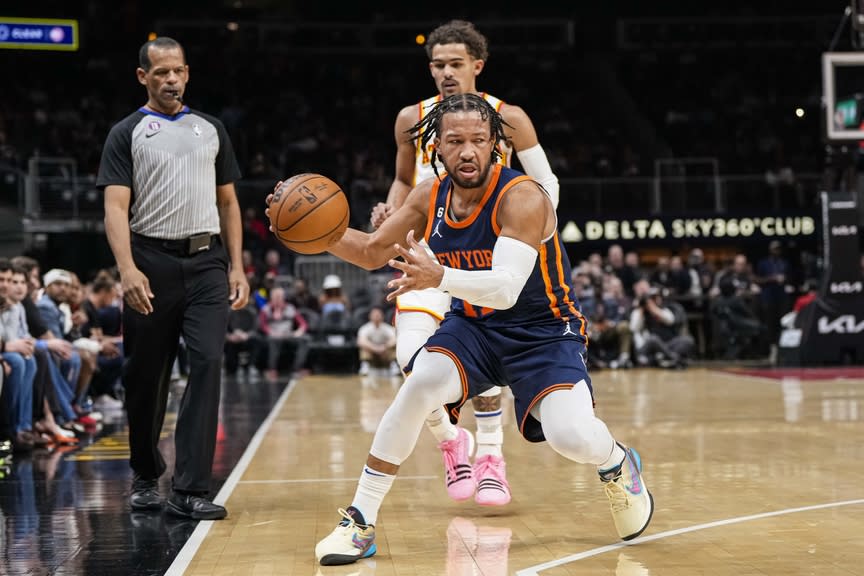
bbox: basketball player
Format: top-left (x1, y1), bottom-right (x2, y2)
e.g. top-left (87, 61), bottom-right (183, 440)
top-left (372, 19), bottom-right (560, 507)
top-left (280, 93), bottom-right (653, 566)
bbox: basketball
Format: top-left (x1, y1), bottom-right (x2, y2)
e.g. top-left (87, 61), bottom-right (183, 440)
top-left (269, 173), bottom-right (350, 254)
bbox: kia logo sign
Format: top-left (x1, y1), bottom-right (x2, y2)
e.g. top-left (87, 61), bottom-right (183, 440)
top-left (829, 281), bottom-right (863, 294)
top-left (818, 315), bottom-right (864, 334)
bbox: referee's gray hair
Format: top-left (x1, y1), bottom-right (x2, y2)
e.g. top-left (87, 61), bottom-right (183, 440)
top-left (138, 36), bottom-right (186, 71)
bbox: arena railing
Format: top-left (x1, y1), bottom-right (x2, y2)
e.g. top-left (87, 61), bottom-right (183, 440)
top-left (17, 166), bottom-right (824, 233)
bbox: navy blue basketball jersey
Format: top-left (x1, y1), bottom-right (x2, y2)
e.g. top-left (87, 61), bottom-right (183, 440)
top-left (423, 165), bottom-right (587, 337)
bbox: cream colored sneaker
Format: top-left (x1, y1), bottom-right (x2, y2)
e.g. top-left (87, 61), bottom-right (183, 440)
top-left (602, 445), bottom-right (654, 540)
top-left (315, 507), bottom-right (376, 566)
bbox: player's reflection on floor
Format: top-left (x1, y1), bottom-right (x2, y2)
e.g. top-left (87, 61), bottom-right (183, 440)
top-left (360, 372), bottom-right (401, 433)
top-left (616, 552), bottom-right (651, 576)
top-left (447, 516), bottom-right (513, 576)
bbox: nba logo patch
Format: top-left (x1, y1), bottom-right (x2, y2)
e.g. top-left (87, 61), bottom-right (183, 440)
top-left (145, 120), bottom-right (161, 138)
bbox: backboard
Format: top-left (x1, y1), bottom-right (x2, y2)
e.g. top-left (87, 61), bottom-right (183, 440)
top-left (822, 51), bottom-right (864, 141)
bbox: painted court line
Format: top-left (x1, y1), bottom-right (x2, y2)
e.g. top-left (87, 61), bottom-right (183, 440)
top-left (238, 475), bottom-right (437, 484)
top-left (164, 379), bottom-right (297, 576)
top-left (515, 498), bottom-right (864, 576)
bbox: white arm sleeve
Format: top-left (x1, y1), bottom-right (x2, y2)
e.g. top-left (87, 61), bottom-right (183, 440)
top-left (517, 144), bottom-right (559, 209)
top-left (436, 236), bottom-right (537, 310)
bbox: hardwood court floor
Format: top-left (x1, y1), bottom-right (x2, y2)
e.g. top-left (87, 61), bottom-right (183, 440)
top-left (180, 367), bottom-right (864, 576)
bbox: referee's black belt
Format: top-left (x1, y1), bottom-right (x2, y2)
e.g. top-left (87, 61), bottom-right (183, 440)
top-left (132, 232), bottom-right (220, 256)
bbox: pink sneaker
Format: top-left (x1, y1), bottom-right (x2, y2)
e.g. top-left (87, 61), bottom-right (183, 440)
top-left (474, 455), bottom-right (511, 506)
top-left (438, 427), bottom-right (475, 501)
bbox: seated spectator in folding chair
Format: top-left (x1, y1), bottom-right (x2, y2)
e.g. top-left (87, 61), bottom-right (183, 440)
top-left (586, 301), bottom-right (633, 370)
top-left (224, 302), bottom-right (263, 377)
top-left (629, 280), bottom-right (694, 369)
top-left (10, 257), bottom-right (92, 429)
top-left (356, 306), bottom-right (399, 377)
top-left (77, 271), bottom-right (124, 408)
top-left (0, 259), bottom-right (38, 452)
top-left (37, 269), bottom-right (96, 416)
top-left (258, 286), bottom-right (310, 381)
top-left (2, 262), bottom-right (79, 446)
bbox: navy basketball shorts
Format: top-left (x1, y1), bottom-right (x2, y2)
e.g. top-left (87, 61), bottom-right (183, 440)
top-left (408, 314), bottom-right (593, 443)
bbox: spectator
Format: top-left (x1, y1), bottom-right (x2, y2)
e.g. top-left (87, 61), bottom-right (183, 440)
top-left (667, 255), bottom-right (693, 298)
top-left (37, 269), bottom-right (95, 415)
top-left (649, 256), bottom-right (672, 289)
top-left (709, 275), bottom-right (762, 360)
top-left (686, 248), bottom-right (714, 303)
top-left (259, 248), bottom-right (291, 282)
top-left (224, 302), bottom-right (263, 377)
top-left (241, 249), bottom-right (258, 283)
top-left (258, 286), bottom-right (309, 381)
top-left (606, 244), bottom-right (640, 298)
top-left (242, 206), bottom-right (270, 257)
top-left (3, 263), bottom-right (79, 446)
top-left (571, 271), bottom-right (596, 319)
top-left (289, 277), bottom-right (320, 313)
top-left (755, 240), bottom-right (791, 363)
top-left (586, 301), bottom-right (633, 370)
top-left (10, 257), bottom-right (91, 430)
top-left (712, 254), bottom-right (759, 300)
top-left (356, 307), bottom-right (398, 377)
top-left (79, 272), bottom-right (124, 408)
top-left (629, 280), bottom-right (694, 368)
top-left (0, 259), bottom-right (38, 452)
top-left (319, 274), bottom-right (350, 316)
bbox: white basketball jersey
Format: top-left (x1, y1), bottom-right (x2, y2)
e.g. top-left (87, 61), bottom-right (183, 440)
top-left (412, 93), bottom-right (513, 185)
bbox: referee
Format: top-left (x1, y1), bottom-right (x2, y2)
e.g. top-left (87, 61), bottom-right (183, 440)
top-left (97, 37), bottom-right (249, 520)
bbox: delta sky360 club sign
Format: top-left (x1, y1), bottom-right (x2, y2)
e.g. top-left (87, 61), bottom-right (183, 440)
top-left (559, 214), bottom-right (816, 243)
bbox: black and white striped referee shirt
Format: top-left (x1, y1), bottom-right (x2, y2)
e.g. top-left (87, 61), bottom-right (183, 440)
top-left (96, 106), bottom-right (241, 240)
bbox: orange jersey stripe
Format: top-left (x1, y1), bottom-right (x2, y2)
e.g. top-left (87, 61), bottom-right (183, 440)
top-left (490, 174), bottom-right (533, 236)
top-left (552, 232), bottom-right (580, 318)
top-left (444, 164), bottom-right (502, 229)
top-left (538, 243), bottom-right (562, 319)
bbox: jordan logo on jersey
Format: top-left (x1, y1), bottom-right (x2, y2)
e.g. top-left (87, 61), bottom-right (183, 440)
top-left (563, 321), bottom-right (576, 336)
top-left (432, 220), bottom-right (444, 239)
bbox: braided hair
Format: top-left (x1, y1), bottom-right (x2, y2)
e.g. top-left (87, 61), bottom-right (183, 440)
top-left (407, 93), bottom-right (511, 180)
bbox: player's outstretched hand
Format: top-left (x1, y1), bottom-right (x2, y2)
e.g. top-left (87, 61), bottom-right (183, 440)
top-left (370, 202), bottom-right (394, 230)
top-left (386, 230), bottom-right (444, 301)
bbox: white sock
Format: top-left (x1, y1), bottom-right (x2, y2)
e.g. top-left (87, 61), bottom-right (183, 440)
top-left (598, 441), bottom-right (626, 473)
top-left (474, 409), bottom-right (503, 458)
top-left (351, 466), bottom-right (395, 526)
top-left (426, 406), bottom-right (458, 443)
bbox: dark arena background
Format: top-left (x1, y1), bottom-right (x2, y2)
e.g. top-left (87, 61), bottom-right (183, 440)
top-left (1, 1), bottom-right (863, 575)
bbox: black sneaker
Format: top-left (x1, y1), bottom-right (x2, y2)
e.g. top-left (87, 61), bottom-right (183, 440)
top-left (130, 475), bottom-right (163, 511)
top-left (166, 492), bottom-right (227, 520)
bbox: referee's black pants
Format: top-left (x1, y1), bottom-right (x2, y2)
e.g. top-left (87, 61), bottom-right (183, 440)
top-left (123, 235), bottom-right (229, 495)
